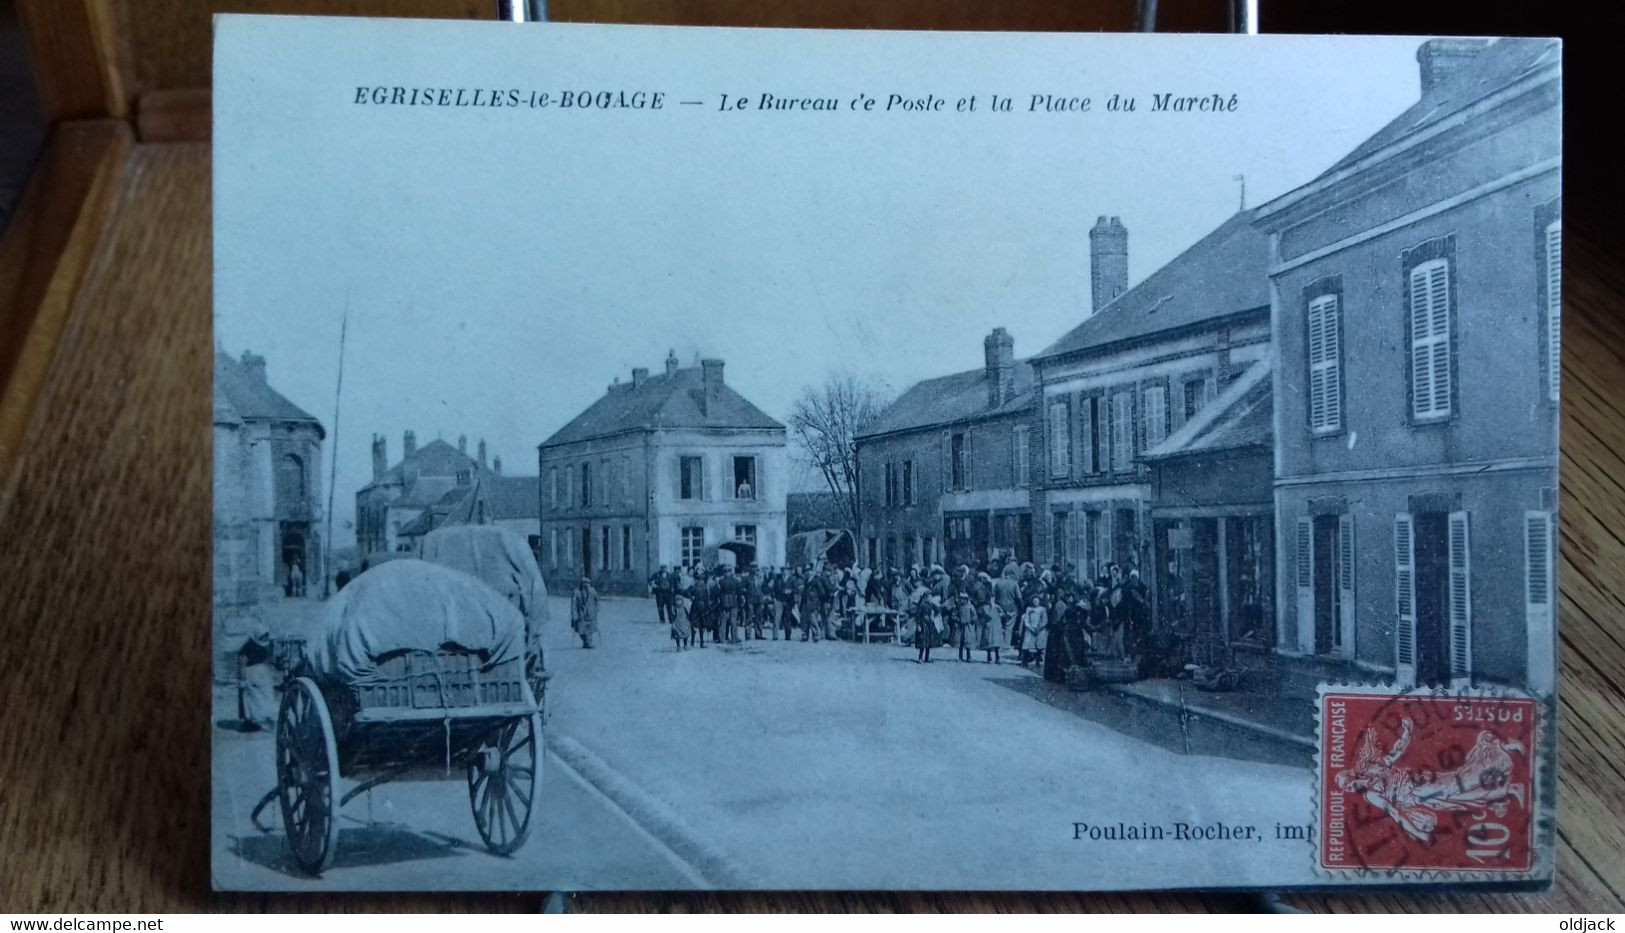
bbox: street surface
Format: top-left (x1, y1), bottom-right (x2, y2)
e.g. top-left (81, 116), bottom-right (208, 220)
top-left (212, 594), bottom-right (1313, 890)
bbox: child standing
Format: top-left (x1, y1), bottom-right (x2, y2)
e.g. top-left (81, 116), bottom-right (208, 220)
top-left (954, 592), bottom-right (976, 662)
top-left (1021, 596), bottom-right (1048, 668)
top-left (671, 593), bottom-right (693, 650)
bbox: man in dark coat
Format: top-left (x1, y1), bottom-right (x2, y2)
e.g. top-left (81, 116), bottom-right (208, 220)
top-left (650, 566), bottom-right (676, 625)
top-left (719, 565), bottom-right (744, 644)
top-left (799, 567), bottom-right (826, 642)
top-left (776, 569), bottom-right (798, 640)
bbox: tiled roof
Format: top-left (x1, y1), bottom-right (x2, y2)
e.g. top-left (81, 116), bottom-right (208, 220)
top-left (443, 475), bottom-right (541, 525)
top-left (362, 438), bottom-right (477, 495)
top-left (1142, 361), bottom-right (1271, 461)
top-left (213, 350), bottom-right (323, 436)
top-left (787, 492), bottom-right (846, 535)
top-left (1325, 38), bottom-right (1559, 176)
top-left (857, 361), bottom-right (1035, 439)
top-left (485, 475), bottom-right (541, 521)
top-left (1033, 211), bottom-right (1269, 362)
top-left (541, 365), bottom-right (784, 448)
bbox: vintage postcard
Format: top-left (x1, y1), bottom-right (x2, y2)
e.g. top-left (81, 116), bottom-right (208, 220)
top-left (210, 16), bottom-right (1561, 890)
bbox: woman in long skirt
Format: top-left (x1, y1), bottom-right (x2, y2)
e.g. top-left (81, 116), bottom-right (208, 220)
top-left (671, 594), bottom-right (693, 649)
top-left (978, 599), bottom-right (1005, 664)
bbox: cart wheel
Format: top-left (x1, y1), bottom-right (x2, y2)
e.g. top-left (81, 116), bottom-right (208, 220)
top-left (276, 676), bottom-right (341, 875)
top-left (468, 712), bottom-right (542, 856)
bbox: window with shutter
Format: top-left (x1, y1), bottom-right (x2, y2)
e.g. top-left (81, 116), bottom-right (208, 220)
top-left (1545, 219), bottom-right (1562, 402)
top-left (1525, 510), bottom-right (1555, 694)
top-left (1308, 294), bottom-right (1342, 433)
top-left (1295, 518), bottom-right (1314, 655)
top-left (1409, 258), bottom-right (1453, 420)
top-left (1013, 427), bottom-right (1030, 487)
top-left (1448, 510), bottom-right (1472, 687)
top-left (1142, 385), bottom-right (1168, 449)
top-left (1110, 392), bottom-right (1133, 472)
top-left (1078, 396), bottom-right (1095, 474)
top-left (1394, 514), bottom-right (1416, 687)
top-left (1048, 401), bottom-right (1071, 478)
top-left (1337, 514), bottom-right (1356, 655)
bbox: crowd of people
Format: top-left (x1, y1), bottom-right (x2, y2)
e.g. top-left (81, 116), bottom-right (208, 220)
top-left (631, 555), bottom-right (1157, 684)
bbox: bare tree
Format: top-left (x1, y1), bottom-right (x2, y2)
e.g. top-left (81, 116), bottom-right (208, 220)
top-left (788, 374), bottom-right (888, 534)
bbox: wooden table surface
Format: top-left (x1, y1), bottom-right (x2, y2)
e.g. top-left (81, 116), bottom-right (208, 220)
top-left (0, 19), bottom-right (1622, 914)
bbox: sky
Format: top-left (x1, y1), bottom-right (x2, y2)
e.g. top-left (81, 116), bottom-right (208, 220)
top-left (214, 18), bottom-right (1428, 544)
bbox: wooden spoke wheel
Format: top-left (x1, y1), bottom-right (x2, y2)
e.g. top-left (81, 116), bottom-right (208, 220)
top-left (467, 712), bottom-right (541, 857)
top-left (276, 677), bottom-right (341, 875)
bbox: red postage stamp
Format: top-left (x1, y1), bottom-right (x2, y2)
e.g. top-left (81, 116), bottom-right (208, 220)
top-left (1318, 686), bottom-right (1538, 875)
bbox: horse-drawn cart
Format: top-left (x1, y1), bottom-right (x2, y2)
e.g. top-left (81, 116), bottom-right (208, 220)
top-left (270, 558), bottom-right (546, 875)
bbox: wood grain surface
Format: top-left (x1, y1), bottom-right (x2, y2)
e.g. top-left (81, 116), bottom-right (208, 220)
top-left (0, 1), bottom-right (1620, 914)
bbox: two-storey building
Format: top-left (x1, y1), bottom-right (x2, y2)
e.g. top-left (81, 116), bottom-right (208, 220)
top-left (1030, 212), bottom-right (1272, 599)
top-left (855, 327), bottom-right (1037, 570)
top-left (1257, 37), bottom-right (1561, 692)
top-left (538, 351), bottom-right (787, 594)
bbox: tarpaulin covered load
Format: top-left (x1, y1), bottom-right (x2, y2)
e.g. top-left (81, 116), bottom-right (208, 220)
top-left (304, 559), bottom-right (524, 685)
top-left (420, 525), bottom-right (549, 631)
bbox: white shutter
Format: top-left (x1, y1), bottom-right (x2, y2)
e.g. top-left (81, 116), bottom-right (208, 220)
top-left (1525, 510), bottom-right (1556, 695)
top-left (1410, 259), bottom-right (1452, 419)
top-left (1144, 386), bottom-right (1168, 447)
top-left (1448, 510), bottom-right (1472, 687)
top-left (1308, 295), bottom-right (1341, 432)
top-left (1013, 427), bottom-right (1029, 487)
top-left (1111, 393), bottom-right (1132, 471)
top-left (965, 431), bottom-right (974, 490)
top-left (1337, 513), bottom-right (1356, 655)
top-left (1079, 397), bottom-right (1095, 474)
top-left (1546, 220), bottom-right (1562, 402)
top-left (1394, 514), bottom-right (1417, 687)
top-left (942, 433), bottom-right (951, 489)
top-left (1049, 402), bottom-right (1070, 478)
top-left (1296, 518), bottom-right (1315, 655)
top-left (700, 454), bottom-right (711, 501)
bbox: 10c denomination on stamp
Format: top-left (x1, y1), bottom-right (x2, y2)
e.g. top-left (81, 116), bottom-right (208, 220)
top-left (1318, 686), bottom-right (1537, 876)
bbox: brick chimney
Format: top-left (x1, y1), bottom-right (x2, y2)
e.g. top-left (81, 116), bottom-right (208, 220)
top-left (493, 455), bottom-right (503, 475)
top-left (700, 359), bottom-right (725, 416)
top-left (632, 367), bottom-right (649, 387)
top-left (371, 434), bottom-right (387, 481)
top-left (984, 328), bottom-right (1015, 409)
top-left (403, 429), bottom-right (416, 460)
top-left (1417, 38), bottom-right (1490, 97)
top-left (665, 349), bottom-right (680, 375)
top-left (1089, 216), bottom-right (1129, 314)
top-left (239, 350), bottom-right (267, 382)
top-left (477, 438), bottom-right (487, 469)
top-left (458, 434), bottom-right (467, 455)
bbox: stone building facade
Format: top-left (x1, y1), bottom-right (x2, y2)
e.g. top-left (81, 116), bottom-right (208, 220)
top-left (212, 350), bottom-right (325, 610)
